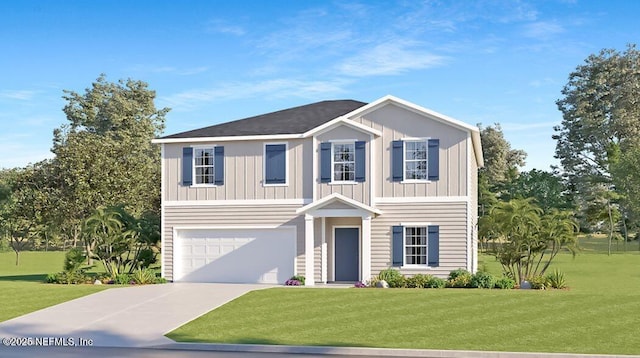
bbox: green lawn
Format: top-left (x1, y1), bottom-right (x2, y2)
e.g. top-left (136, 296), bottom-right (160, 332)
top-left (167, 250), bottom-right (640, 355)
top-left (0, 251), bottom-right (107, 322)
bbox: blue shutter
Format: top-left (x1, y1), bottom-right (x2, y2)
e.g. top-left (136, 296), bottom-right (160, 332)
top-left (392, 140), bottom-right (403, 182)
top-left (355, 141), bottom-right (366, 182)
top-left (428, 225), bottom-right (440, 267)
top-left (265, 144), bottom-right (286, 184)
top-left (214, 146), bottom-right (224, 185)
top-left (182, 147), bottom-right (193, 186)
top-left (428, 139), bottom-right (439, 181)
top-left (320, 142), bottom-right (331, 183)
top-left (392, 225), bottom-right (404, 267)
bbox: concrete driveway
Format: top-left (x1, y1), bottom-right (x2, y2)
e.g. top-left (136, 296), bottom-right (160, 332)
top-left (0, 283), bottom-right (271, 348)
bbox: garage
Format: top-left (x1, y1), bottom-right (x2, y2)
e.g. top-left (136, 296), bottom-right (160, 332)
top-left (173, 227), bottom-right (296, 284)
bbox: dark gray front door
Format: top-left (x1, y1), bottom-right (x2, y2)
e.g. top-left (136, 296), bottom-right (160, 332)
top-left (335, 228), bottom-right (359, 281)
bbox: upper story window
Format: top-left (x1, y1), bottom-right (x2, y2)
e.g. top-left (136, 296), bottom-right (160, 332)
top-left (320, 141), bottom-right (366, 183)
top-left (264, 143), bottom-right (287, 185)
top-left (182, 146), bottom-right (224, 186)
top-left (404, 140), bottom-right (428, 180)
top-left (333, 143), bottom-right (355, 182)
top-left (194, 148), bottom-right (215, 184)
top-left (392, 139), bottom-right (439, 182)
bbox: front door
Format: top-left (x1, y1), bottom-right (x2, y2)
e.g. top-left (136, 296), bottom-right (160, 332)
top-left (334, 228), bottom-right (359, 281)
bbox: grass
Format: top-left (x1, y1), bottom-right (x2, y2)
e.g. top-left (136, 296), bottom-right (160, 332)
top-left (167, 240), bottom-right (640, 355)
top-left (0, 251), bottom-right (107, 322)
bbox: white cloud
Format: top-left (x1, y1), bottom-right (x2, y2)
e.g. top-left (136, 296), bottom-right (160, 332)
top-left (337, 41), bottom-right (446, 77)
top-left (160, 78), bottom-right (351, 110)
top-left (0, 90), bottom-right (38, 100)
top-left (523, 21), bottom-right (564, 39)
top-left (205, 19), bottom-right (246, 36)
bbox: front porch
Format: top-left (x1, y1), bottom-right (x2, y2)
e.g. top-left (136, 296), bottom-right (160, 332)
top-left (296, 193), bottom-right (382, 286)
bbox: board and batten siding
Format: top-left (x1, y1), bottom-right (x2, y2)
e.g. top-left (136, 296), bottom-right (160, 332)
top-left (352, 103), bottom-right (469, 199)
top-left (163, 204), bottom-right (305, 281)
top-left (371, 201), bottom-right (469, 278)
top-left (163, 139), bottom-right (312, 202)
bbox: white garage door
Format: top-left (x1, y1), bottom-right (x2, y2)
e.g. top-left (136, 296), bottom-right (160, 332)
top-left (174, 227), bottom-right (296, 284)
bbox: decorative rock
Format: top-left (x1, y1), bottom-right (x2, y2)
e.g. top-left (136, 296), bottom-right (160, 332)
top-left (520, 281), bottom-right (532, 289)
top-left (376, 280), bottom-right (389, 288)
top-left (93, 279), bottom-right (103, 285)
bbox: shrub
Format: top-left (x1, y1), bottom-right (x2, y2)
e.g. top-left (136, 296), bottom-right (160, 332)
top-left (114, 273), bottom-right (132, 285)
top-left (424, 276), bottom-right (446, 288)
top-left (447, 269), bottom-right (472, 288)
top-left (289, 275), bottom-right (305, 285)
top-left (285, 279), bottom-right (302, 286)
top-left (471, 271), bottom-right (496, 289)
top-left (529, 275), bottom-right (548, 290)
top-left (153, 276), bottom-right (168, 284)
top-left (406, 274), bottom-right (430, 288)
top-left (134, 248), bottom-right (156, 269)
top-left (494, 276), bottom-right (516, 289)
top-left (63, 248), bottom-right (86, 273)
top-left (546, 269), bottom-right (567, 289)
top-left (132, 268), bottom-right (156, 284)
top-left (354, 281), bottom-right (367, 288)
top-left (46, 271), bottom-right (90, 284)
top-left (378, 268), bottom-right (406, 288)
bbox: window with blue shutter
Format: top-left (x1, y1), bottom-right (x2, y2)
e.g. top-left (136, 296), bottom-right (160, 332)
top-left (355, 141), bottom-right (365, 182)
top-left (214, 146), bottom-right (224, 185)
top-left (391, 140), bottom-right (404, 182)
top-left (428, 225), bottom-right (440, 267)
top-left (320, 142), bottom-right (332, 183)
top-left (392, 226), bottom-right (404, 267)
top-left (427, 139), bottom-right (440, 181)
top-left (265, 144), bottom-right (286, 184)
top-left (182, 147), bottom-right (193, 186)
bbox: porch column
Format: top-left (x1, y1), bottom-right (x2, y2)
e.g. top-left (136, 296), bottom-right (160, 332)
top-left (321, 217), bottom-right (327, 283)
top-left (362, 215), bottom-right (372, 283)
top-left (305, 214), bottom-right (315, 286)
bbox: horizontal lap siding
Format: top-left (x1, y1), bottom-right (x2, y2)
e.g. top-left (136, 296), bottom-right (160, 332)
top-left (163, 204), bottom-right (304, 281)
top-left (372, 202), bottom-right (468, 278)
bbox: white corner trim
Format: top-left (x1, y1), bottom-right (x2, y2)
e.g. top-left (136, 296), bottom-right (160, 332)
top-left (160, 144), bottom-right (166, 279)
top-left (164, 198), bottom-right (312, 207)
top-left (374, 196), bottom-right (470, 203)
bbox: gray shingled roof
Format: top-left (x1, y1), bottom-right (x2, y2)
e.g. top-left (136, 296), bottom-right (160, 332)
top-left (162, 99), bottom-right (367, 139)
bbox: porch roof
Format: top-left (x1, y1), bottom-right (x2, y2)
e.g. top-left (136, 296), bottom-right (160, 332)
top-left (296, 193), bottom-right (382, 217)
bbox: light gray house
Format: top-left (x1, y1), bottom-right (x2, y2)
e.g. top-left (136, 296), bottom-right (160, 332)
top-left (152, 95), bottom-right (483, 285)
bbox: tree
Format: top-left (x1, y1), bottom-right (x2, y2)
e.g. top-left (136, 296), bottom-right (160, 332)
top-left (503, 169), bottom-right (573, 212)
top-left (51, 75), bottom-right (169, 256)
top-left (554, 44), bottom-right (640, 236)
top-left (486, 198), bottom-right (578, 284)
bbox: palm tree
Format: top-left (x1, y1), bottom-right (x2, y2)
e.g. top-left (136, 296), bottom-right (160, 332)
top-left (84, 206), bottom-right (123, 268)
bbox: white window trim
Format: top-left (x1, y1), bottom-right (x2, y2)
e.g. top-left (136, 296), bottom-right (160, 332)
top-left (191, 144), bottom-right (219, 187)
top-left (401, 225), bottom-right (431, 269)
top-left (401, 138), bottom-right (430, 183)
top-left (263, 142), bottom-right (289, 187)
top-left (330, 140), bottom-right (357, 184)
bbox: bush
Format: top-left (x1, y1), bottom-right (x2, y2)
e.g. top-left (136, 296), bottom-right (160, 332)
top-left (406, 274), bottom-right (430, 288)
top-left (424, 276), bottom-right (446, 288)
top-left (288, 275), bottom-right (305, 285)
top-left (378, 268), bottom-right (406, 288)
top-left (153, 276), bottom-right (168, 284)
top-left (546, 269), bottom-right (567, 289)
top-left (354, 281), bottom-right (367, 288)
top-left (63, 248), bottom-right (86, 273)
top-left (46, 271), bottom-right (90, 284)
top-left (285, 279), bottom-right (302, 286)
top-left (114, 273), bottom-right (132, 285)
top-left (447, 269), bottom-right (472, 288)
top-left (134, 248), bottom-right (156, 269)
top-left (471, 271), bottom-right (496, 289)
top-left (132, 268), bottom-right (156, 284)
top-left (529, 275), bottom-right (548, 290)
top-left (494, 276), bottom-right (516, 289)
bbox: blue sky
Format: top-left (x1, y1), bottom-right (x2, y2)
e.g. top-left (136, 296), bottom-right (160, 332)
top-left (1, 0), bottom-right (638, 170)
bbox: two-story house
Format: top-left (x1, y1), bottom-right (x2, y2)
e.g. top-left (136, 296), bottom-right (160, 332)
top-left (152, 95), bottom-right (483, 286)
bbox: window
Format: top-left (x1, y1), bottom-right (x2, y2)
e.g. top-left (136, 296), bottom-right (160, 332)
top-left (265, 143), bottom-right (287, 185)
top-left (404, 140), bottom-right (428, 180)
top-left (333, 142), bottom-right (355, 182)
top-left (404, 227), bottom-right (428, 265)
top-left (194, 148), bottom-right (215, 184)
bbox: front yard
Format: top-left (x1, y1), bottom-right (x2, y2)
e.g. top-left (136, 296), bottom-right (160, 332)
top-left (0, 251), bottom-right (107, 322)
top-left (167, 251), bottom-right (640, 355)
